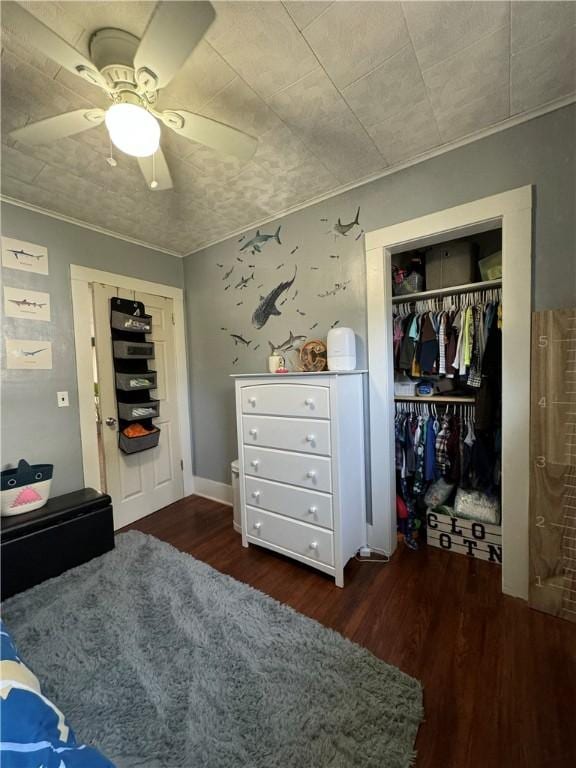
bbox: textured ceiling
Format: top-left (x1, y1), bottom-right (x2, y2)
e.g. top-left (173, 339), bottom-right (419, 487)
top-left (1, 1), bottom-right (575, 256)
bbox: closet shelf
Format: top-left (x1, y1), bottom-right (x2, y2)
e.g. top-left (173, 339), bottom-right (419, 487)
top-left (391, 278), bottom-right (502, 304)
top-left (394, 395), bottom-right (476, 404)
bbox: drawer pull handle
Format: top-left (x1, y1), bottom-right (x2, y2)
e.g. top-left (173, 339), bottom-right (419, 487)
top-left (306, 470), bottom-right (317, 479)
top-left (251, 490), bottom-right (261, 499)
top-left (248, 397), bottom-right (257, 406)
top-left (254, 521), bottom-right (262, 531)
top-left (304, 398), bottom-right (315, 408)
top-left (250, 459), bottom-right (260, 469)
top-left (305, 434), bottom-right (316, 443)
top-left (308, 506), bottom-right (318, 515)
top-left (309, 541), bottom-right (318, 551)
top-left (249, 428), bottom-right (258, 437)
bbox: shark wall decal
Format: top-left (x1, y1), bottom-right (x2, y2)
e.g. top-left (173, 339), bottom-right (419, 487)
top-left (252, 268), bottom-right (297, 329)
top-left (268, 331), bottom-right (306, 355)
top-left (8, 298), bottom-right (47, 309)
top-left (8, 248), bottom-right (45, 261)
top-left (240, 226), bottom-right (282, 253)
top-left (334, 207), bottom-right (360, 236)
top-left (230, 333), bottom-right (251, 347)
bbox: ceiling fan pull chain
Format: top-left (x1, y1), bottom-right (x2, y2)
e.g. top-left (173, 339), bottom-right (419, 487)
top-left (106, 135), bottom-right (117, 168)
top-left (150, 152), bottom-right (158, 190)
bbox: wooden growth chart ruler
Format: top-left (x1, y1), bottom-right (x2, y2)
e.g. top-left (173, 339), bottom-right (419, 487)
top-left (530, 308), bottom-right (576, 623)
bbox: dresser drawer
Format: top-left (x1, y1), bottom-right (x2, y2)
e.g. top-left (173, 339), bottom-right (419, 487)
top-left (243, 415), bottom-right (331, 456)
top-left (241, 384), bottom-right (329, 419)
top-left (244, 446), bottom-right (332, 493)
top-left (246, 506), bottom-right (334, 567)
top-left (245, 476), bottom-right (333, 529)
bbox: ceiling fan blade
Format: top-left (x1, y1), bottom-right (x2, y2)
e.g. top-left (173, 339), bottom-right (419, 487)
top-left (160, 110), bottom-right (257, 161)
top-left (134, 1), bottom-right (215, 91)
top-left (2, 2), bottom-right (108, 90)
top-left (9, 109), bottom-right (105, 145)
top-left (137, 149), bottom-right (173, 191)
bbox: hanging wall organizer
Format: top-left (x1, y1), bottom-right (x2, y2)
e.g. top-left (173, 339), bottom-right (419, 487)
top-left (110, 297), bottom-right (160, 454)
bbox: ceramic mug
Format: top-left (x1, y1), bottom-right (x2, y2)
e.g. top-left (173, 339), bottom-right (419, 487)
top-left (268, 354), bottom-right (284, 373)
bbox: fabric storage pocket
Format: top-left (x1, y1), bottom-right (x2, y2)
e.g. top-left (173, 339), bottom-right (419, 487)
top-left (119, 427), bottom-right (160, 454)
top-left (110, 310), bottom-right (152, 334)
top-left (117, 400), bottom-right (160, 421)
top-left (115, 371), bottom-right (157, 391)
top-left (113, 341), bottom-right (154, 359)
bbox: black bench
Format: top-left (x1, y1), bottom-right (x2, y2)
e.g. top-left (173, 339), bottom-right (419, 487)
top-left (1, 488), bottom-right (114, 601)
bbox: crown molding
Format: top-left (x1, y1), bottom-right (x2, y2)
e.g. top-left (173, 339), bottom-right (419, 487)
top-left (0, 196), bottom-right (184, 258)
top-left (184, 95), bottom-right (576, 257)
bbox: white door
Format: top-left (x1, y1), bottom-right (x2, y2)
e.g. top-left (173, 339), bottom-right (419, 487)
top-left (93, 283), bottom-right (184, 529)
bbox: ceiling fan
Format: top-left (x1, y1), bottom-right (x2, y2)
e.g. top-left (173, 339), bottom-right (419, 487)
top-left (4, 1), bottom-right (258, 191)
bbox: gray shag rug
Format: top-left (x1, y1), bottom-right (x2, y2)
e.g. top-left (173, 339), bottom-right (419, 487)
top-left (3, 531), bottom-right (423, 768)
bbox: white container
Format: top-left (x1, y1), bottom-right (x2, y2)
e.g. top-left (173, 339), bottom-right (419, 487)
top-left (327, 327), bottom-right (356, 371)
top-left (231, 460), bottom-right (241, 533)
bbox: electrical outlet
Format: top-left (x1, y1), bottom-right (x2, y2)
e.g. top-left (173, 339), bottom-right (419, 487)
top-left (57, 391), bottom-right (69, 407)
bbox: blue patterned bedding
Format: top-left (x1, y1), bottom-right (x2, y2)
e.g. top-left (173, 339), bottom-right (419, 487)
top-left (0, 621), bottom-right (115, 767)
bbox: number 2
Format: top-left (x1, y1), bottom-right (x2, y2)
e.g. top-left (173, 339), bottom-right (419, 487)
top-left (536, 515), bottom-right (545, 527)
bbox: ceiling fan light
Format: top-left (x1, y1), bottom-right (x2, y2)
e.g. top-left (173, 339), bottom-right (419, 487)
top-left (105, 103), bottom-right (160, 158)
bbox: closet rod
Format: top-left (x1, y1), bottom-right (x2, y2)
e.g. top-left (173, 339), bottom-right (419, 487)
top-left (394, 395), bottom-right (476, 404)
top-left (391, 278), bottom-right (502, 304)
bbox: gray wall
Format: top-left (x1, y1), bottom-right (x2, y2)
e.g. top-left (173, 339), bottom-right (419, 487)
top-left (1, 203), bottom-right (184, 496)
top-left (184, 105), bottom-right (576, 485)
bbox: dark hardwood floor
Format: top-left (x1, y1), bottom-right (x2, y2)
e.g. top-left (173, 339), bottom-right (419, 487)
top-left (126, 495), bottom-right (576, 768)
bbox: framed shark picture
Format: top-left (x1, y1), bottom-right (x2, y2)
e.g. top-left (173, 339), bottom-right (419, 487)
top-left (5, 339), bottom-right (52, 370)
top-left (1, 237), bottom-right (49, 275)
top-left (4, 287), bottom-right (51, 322)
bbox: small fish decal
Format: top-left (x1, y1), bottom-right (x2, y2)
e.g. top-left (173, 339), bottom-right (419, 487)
top-left (224, 285), bottom-right (231, 291)
top-left (290, 246), bottom-right (299, 255)
top-left (254, 344), bottom-right (260, 351)
top-left (320, 218), bottom-right (328, 223)
top-left (232, 357), bottom-right (239, 365)
top-left (252, 268), bottom-right (297, 329)
top-left (217, 263), bottom-right (224, 268)
top-left (292, 290), bottom-right (298, 301)
top-left (355, 230), bottom-right (364, 241)
top-left (318, 281), bottom-right (351, 298)
top-left (248, 264), bottom-right (256, 268)
top-left (279, 297), bottom-right (288, 306)
top-left (8, 298), bottom-right (47, 309)
top-left (236, 301), bottom-right (244, 306)
top-left (220, 327), bottom-right (228, 331)
top-left (331, 320), bottom-right (340, 328)
top-left (237, 256), bottom-right (244, 263)
top-left (223, 266), bottom-right (234, 281)
top-left (276, 263), bottom-right (284, 270)
top-left (268, 330), bottom-right (306, 355)
top-left (240, 226), bottom-right (282, 254)
top-left (256, 283), bottom-right (264, 290)
top-left (310, 266), bottom-right (319, 271)
top-left (309, 322), bottom-right (318, 330)
top-left (230, 333), bottom-right (251, 347)
top-left (296, 309), bottom-right (306, 316)
top-left (238, 235), bottom-right (246, 243)
top-left (329, 254), bottom-right (340, 260)
top-left (334, 207), bottom-right (360, 237)
top-left (235, 272), bottom-right (255, 290)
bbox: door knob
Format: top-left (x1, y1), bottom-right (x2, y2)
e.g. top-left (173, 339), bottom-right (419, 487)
top-left (249, 428), bottom-right (258, 437)
top-left (304, 398), bottom-right (314, 407)
top-left (308, 505), bottom-right (318, 515)
top-left (305, 434), bottom-right (316, 443)
top-left (254, 521), bottom-right (262, 531)
top-left (105, 417), bottom-right (117, 427)
top-left (248, 397), bottom-right (257, 406)
top-left (309, 541), bottom-right (318, 551)
top-left (251, 490), bottom-right (261, 499)
top-left (250, 459), bottom-right (260, 469)
top-left (306, 470), bottom-right (316, 479)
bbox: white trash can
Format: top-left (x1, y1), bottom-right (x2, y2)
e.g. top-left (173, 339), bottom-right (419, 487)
top-left (231, 460), bottom-right (241, 533)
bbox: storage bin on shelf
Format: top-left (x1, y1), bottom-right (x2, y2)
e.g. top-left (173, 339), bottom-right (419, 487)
top-left (118, 427), bottom-right (160, 454)
top-left (425, 242), bottom-right (476, 289)
top-left (115, 371), bottom-right (157, 391)
top-left (112, 340), bottom-right (154, 359)
top-left (116, 400), bottom-right (160, 421)
top-left (110, 310), bottom-right (152, 334)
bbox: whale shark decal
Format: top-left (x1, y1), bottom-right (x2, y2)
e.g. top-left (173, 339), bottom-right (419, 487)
top-left (252, 268), bottom-right (297, 329)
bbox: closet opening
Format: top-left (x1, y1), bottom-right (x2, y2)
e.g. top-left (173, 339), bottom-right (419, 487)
top-left (364, 186), bottom-right (533, 599)
top-left (391, 228), bottom-right (503, 562)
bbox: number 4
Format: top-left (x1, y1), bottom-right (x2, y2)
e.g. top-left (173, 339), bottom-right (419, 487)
top-left (539, 397), bottom-right (547, 408)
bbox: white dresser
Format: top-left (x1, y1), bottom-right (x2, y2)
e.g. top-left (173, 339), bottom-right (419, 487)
top-left (232, 372), bottom-right (367, 587)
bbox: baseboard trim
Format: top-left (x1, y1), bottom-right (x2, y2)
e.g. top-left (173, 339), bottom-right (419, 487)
top-left (193, 476), bottom-right (233, 506)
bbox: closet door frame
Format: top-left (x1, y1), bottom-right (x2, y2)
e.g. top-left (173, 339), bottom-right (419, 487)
top-left (364, 185), bottom-right (532, 600)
